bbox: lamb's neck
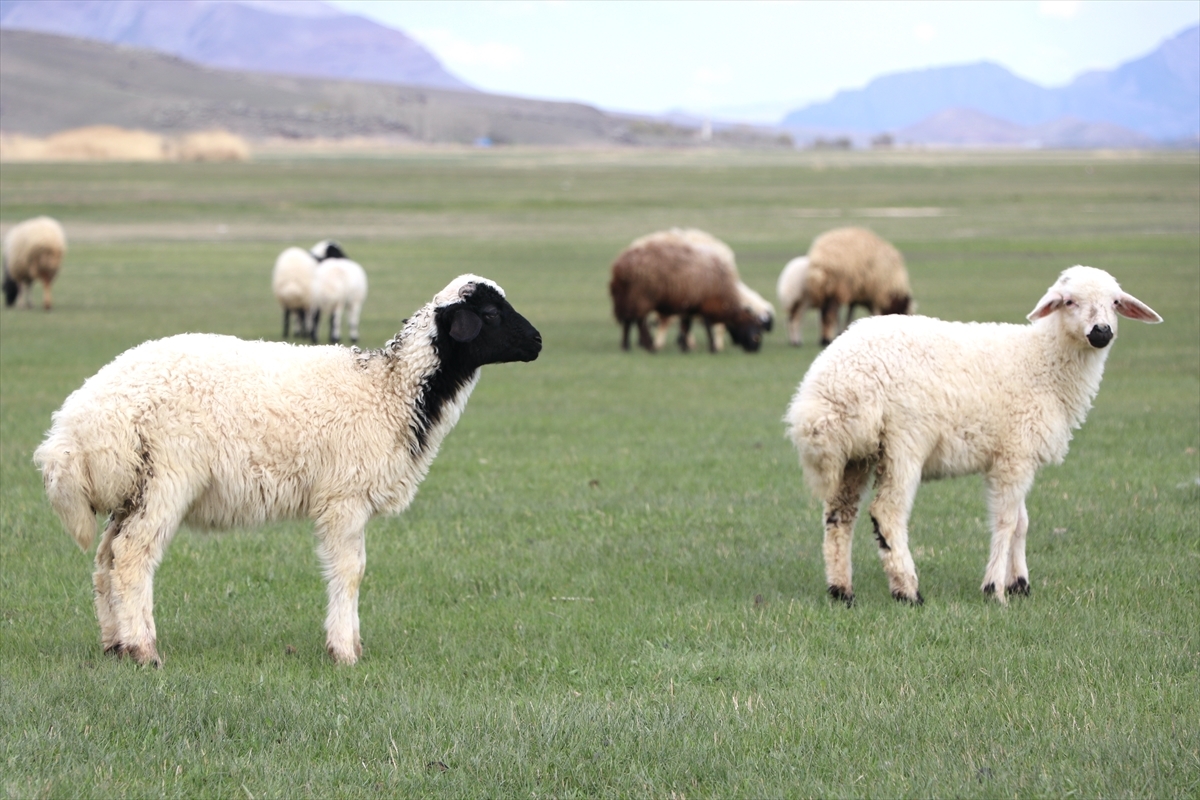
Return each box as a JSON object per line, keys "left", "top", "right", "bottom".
{"left": 1028, "top": 323, "right": 1110, "bottom": 430}
{"left": 374, "top": 314, "right": 481, "bottom": 459}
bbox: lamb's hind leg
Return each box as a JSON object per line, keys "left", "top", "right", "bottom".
{"left": 105, "top": 481, "right": 189, "bottom": 667}
{"left": 869, "top": 458, "right": 923, "bottom": 604}
{"left": 822, "top": 459, "right": 872, "bottom": 606}
{"left": 315, "top": 504, "right": 371, "bottom": 665}
{"left": 93, "top": 519, "right": 121, "bottom": 652}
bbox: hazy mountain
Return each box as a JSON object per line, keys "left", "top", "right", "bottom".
{"left": 783, "top": 25, "right": 1199, "bottom": 143}
{"left": 893, "top": 108, "right": 1153, "bottom": 149}
{"left": 0, "top": 0, "right": 471, "bottom": 91}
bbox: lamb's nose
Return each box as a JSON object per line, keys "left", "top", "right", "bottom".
{"left": 1087, "top": 324, "right": 1113, "bottom": 348}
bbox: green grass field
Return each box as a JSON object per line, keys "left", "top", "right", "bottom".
{"left": 2, "top": 149, "right": 1197, "bottom": 798}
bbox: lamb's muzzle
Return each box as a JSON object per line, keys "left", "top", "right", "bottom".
{"left": 1087, "top": 324, "right": 1113, "bottom": 348}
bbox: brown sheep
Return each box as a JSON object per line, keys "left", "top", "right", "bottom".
{"left": 610, "top": 229, "right": 766, "bottom": 353}
{"left": 799, "top": 226, "right": 912, "bottom": 345}
{"left": 3, "top": 216, "right": 67, "bottom": 310}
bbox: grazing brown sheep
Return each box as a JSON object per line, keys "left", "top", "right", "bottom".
{"left": 610, "top": 228, "right": 767, "bottom": 353}
{"left": 3, "top": 216, "right": 67, "bottom": 310}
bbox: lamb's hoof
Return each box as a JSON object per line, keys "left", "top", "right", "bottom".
{"left": 892, "top": 590, "right": 924, "bottom": 606}
{"left": 982, "top": 582, "right": 996, "bottom": 595}
{"left": 827, "top": 585, "right": 855, "bottom": 607}
{"left": 125, "top": 643, "right": 163, "bottom": 668}
{"left": 1006, "top": 577, "right": 1031, "bottom": 596}
{"left": 819, "top": 337, "right": 833, "bottom": 347}
{"left": 327, "top": 642, "right": 362, "bottom": 666}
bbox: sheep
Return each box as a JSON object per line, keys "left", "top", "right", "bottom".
{"left": 305, "top": 240, "right": 367, "bottom": 345}
{"left": 271, "top": 246, "right": 318, "bottom": 339}
{"left": 784, "top": 266, "right": 1160, "bottom": 606}
{"left": 776, "top": 256, "right": 811, "bottom": 346}
{"left": 3, "top": 216, "right": 67, "bottom": 310}
{"left": 656, "top": 281, "right": 776, "bottom": 353}
{"left": 610, "top": 228, "right": 766, "bottom": 353}
{"left": 785, "top": 227, "right": 913, "bottom": 346}
{"left": 34, "top": 274, "right": 542, "bottom": 667}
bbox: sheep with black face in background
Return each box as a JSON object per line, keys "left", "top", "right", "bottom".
{"left": 307, "top": 239, "right": 368, "bottom": 345}
{"left": 3, "top": 216, "right": 67, "bottom": 310}
{"left": 610, "top": 228, "right": 767, "bottom": 353}
{"left": 779, "top": 227, "right": 912, "bottom": 346}
{"left": 34, "top": 275, "right": 542, "bottom": 667}
{"left": 785, "top": 266, "right": 1160, "bottom": 607}
{"left": 272, "top": 246, "right": 318, "bottom": 338}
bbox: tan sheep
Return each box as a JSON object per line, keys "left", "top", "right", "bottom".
{"left": 779, "top": 227, "right": 912, "bottom": 346}
{"left": 3, "top": 216, "right": 67, "bottom": 310}
{"left": 610, "top": 228, "right": 766, "bottom": 353}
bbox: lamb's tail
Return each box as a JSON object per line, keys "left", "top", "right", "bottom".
{"left": 785, "top": 392, "right": 853, "bottom": 502}
{"left": 33, "top": 436, "right": 98, "bottom": 551}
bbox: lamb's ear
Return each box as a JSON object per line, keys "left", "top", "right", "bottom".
{"left": 449, "top": 308, "right": 483, "bottom": 342}
{"left": 1115, "top": 292, "right": 1162, "bottom": 323}
{"left": 1027, "top": 289, "right": 1065, "bottom": 321}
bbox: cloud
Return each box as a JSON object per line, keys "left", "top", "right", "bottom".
{"left": 411, "top": 28, "right": 524, "bottom": 70}
{"left": 913, "top": 23, "right": 937, "bottom": 43}
{"left": 1039, "top": 1, "right": 1083, "bottom": 20}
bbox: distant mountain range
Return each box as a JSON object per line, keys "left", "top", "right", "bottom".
{"left": 783, "top": 25, "right": 1199, "bottom": 145}
{"left": 0, "top": 0, "right": 471, "bottom": 90}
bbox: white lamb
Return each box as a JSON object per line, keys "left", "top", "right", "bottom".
{"left": 34, "top": 275, "right": 542, "bottom": 667}
{"left": 785, "top": 266, "right": 1160, "bottom": 606}
{"left": 307, "top": 239, "right": 367, "bottom": 345}
{"left": 271, "top": 246, "right": 318, "bottom": 339}
{"left": 3, "top": 215, "right": 67, "bottom": 310}
{"left": 776, "top": 256, "right": 811, "bottom": 346}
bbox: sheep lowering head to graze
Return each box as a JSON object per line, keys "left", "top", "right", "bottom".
{"left": 34, "top": 275, "right": 542, "bottom": 667}
{"left": 781, "top": 226, "right": 912, "bottom": 346}
{"left": 272, "top": 246, "right": 319, "bottom": 339}
{"left": 3, "top": 216, "right": 67, "bottom": 310}
{"left": 785, "top": 266, "right": 1160, "bottom": 606}
{"left": 610, "top": 228, "right": 766, "bottom": 353}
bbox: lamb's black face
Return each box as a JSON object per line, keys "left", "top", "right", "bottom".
{"left": 434, "top": 283, "right": 542, "bottom": 370}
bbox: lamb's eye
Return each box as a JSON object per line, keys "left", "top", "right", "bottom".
{"left": 482, "top": 306, "right": 500, "bottom": 322}
{"left": 1064, "top": 299, "right": 1074, "bottom": 306}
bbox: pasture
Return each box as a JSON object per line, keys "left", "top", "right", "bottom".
{"left": 2, "top": 149, "right": 1197, "bottom": 798}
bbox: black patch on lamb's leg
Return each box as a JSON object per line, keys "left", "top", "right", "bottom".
{"left": 983, "top": 582, "right": 996, "bottom": 596}
{"left": 1006, "top": 577, "right": 1030, "bottom": 596}
{"left": 872, "top": 516, "right": 890, "bottom": 550}
{"left": 282, "top": 308, "right": 291, "bottom": 339}
{"left": 892, "top": 590, "right": 924, "bottom": 605}
{"left": 828, "top": 585, "right": 854, "bottom": 607}
{"left": 825, "top": 511, "right": 838, "bottom": 527}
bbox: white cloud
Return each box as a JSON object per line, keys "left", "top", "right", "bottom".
{"left": 1039, "top": 1, "right": 1083, "bottom": 20}
{"left": 411, "top": 28, "right": 524, "bottom": 70}
{"left": 913, "top": 22, "right": 937, "bottom": 43}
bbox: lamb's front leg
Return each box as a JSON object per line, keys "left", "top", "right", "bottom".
{"left": 983, "top": 474, "right": 1033, "bottom": 604}
{"left": 315, "top": 505, "right": 371, "bottom": 665}
{"left": 1006, "top": 500, "right": 1031, "bottom": 596}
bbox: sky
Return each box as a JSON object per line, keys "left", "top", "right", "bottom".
{"left": 324, "top": 0, "right": 1199, "bottom": 122}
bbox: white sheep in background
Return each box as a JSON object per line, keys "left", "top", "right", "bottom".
{"left": 306, "top": 240, "right": 367, "bottom": 345}
{"left": 271, "top": 246, "right": 318, "bottom": 339}
{"left": 784, "top": 226, "right": 913, "bottom": 346}
{"left": 777, "top": 256, "right": 811, "bottom": 346}
{"left": 785, "top": 266, "right": 1160, "bottom": 606}
{"left": 34, "top": 275, "right": 542, "bottom": 666}
{"left": 3, "top": 216, "right": 67, "bottom": 310}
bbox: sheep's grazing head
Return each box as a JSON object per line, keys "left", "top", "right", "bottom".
{"left": 1027, "top": 266, "right": 1161, "bottom": 349}
{"left": 882, "top": 293, "right": 913, "bottom": 316}
{"left": 432, "top": 275, "right": 542, "bottom": 368}
{"left": 311, "top": 239, "right": 347, "bottom": 262}
{"left": 726, "top": 310, "right": 767, "bottom": 353}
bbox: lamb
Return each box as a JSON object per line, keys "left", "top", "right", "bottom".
{"left": 34, "top": 275, "right": 542, "bottom": 667}
{"left": 271, "top": 246, "right": 318, "bottom": 339}
{"left": 610, "top": 228, "right": 766, "bottom": 353}
{"left": 783, "top": 227, "right": 913, "bottom": 346}
{"left": 785, "top": 266, "right": 1160, "bottom": 606}
{"left": 656, "top": 281, "right": 776, "bottom": 352}
{"left": 307, "top": 240, "right": 368, "bottom": 345}
{"left": 3, "top": 216, "right": 67, "bottom": 310}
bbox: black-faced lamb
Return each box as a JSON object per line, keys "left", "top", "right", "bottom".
{"left": 610, "top": 228, "right": 766, "bottom": 353}
{"left": 785, "top": 266, "right": 1160, "bottom": 606}
{"left": 3, "top": 216, "right": 67, "bottom": 310}
{"left": 306, "top": 240, "right": 367, "bottom": 345}
{"left": 272, "top": 246, "right": 318, "bottom": 338}
{"left": 34, "top": 275, "right": 542, "bottom": 666}
{"left": 781, "top": 226, "right": 912, "bottom": 346}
